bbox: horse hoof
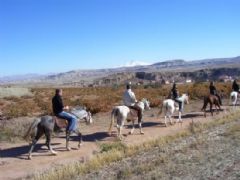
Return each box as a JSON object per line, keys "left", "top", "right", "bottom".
{"left": 67, "top": 147, "right": 72, "bottom": 151}
{"left": 78, "top": 143, "right": 83, "bottom": 148}
{"left": 28, "top": 155, "right": 32, "bottom": 160}
{"left": 140, "top": 132, "right": 144, "bottom": 135}
{"left": 129, "top": 131, "right": 134, "bottom": 135}
{"left": 51, "top": 151, "right": 58, "bottom": 155}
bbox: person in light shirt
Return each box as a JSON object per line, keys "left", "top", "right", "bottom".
{"left": 123, "top": 82, "right": 142, "bottom": 123}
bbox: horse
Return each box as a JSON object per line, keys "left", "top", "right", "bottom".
{"left": 24, "top": 107, "right": 93, "bottom": 160}
{"left": 230, "top": 91, "right": 238, "bottom": 106}
{"left": 108, "top": 99, "right": 150, "bottom": 140}
{"left": 158, "top": 94, "right": 189, "bottom": 126}
{"left": 201, "top": 94, "right": 221, "bottom": 117}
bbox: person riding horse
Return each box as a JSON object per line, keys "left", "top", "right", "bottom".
{"left": 123, "top": 82, "right": 143, "bottom": 123}
{"left": 52, "top": 89, "right": 77, "bottom": 136}
{"left": 232, "top": 79, "right": 239, "bottom": 93}
{"left": 209, "top": 81, "right": 222, "bottom": 105}
{"left": 171, "top": 83, "right": 183, "bottom": 112}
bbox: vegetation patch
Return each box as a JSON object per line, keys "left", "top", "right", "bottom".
{"left": 32, "top": 109, "right": 240, "bottom": 180}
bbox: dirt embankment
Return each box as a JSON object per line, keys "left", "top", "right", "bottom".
{"left": 82, "top": 118, "right": 240, "bottom": 180}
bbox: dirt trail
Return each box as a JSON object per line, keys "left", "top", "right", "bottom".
{"left": 0, "top": 106, "right": 231, "bottom": 180}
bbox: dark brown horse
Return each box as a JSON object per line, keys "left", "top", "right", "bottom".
{"left": 201, "top": 95, "right": 221, "bottom": 117}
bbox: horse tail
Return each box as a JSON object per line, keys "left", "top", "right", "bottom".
{"left": 23, "top": 118, "right": 41, "bottom": 141}
{"left": 166, "top": 102, "right": 169, "bottom": 111}
{"left": 108, "top": 107, "right": 119, "bottom": 134}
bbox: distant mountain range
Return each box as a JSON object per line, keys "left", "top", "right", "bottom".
{"left": 1, "top": 56, "right": 240, "bottom": 86}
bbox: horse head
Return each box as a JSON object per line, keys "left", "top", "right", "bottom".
{"left": 182, "top": 94, "right": 189, "bottom": 104}
{"left": 141, "top": 98, "right": 151, "bottom": 110}
{"left": 70, "top": 108, "right": 93, "bottom": 125}
{"left": 86, "top": 111, "right": 93, "bottom": 125}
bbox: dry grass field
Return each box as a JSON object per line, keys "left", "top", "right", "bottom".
{"left": 0, "top": 82, "right": 232, "bottom": 142}
{"left": 0, "top": 82, "right": 238, "bottom": 180}
{"left": 0, "top": 82, "right": 232, "bottom": 119}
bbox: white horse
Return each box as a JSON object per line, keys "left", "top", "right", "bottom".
{"left": 158, "top": 94, "right": 189, "bottom": 126}
{"left": 108, "top": 99, "right": 150, "bottom": 140}
{"left": 230, "top": 91, "right": 238, "bottom": 106}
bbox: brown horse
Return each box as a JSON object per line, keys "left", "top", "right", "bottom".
{"left": 201, "top": 95, "right": 221, "bottom": 117}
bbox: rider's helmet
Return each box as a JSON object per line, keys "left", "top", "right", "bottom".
{"left": 126, "top": 81, "right": 132, "bottom": 89}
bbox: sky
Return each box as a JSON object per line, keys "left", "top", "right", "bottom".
{"left": 0, "top": 0, "right": 240, "bottom": 76}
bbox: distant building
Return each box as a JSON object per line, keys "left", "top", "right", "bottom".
{"left": 186, "top": 79, "right": 192, "bottom": 83}
{"left": 164, "top": 80, "right": 170, "bottom": 84}
{"left": 219, "top": 75, "right": 233, "bottom": 82}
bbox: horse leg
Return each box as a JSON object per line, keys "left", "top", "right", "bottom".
{"left": 28, "top": 128, "right": 44, "bottom": 160}
{"left": 74, "top": 129, "right": 83, "bottom": 148}
{"left": 210, "top": 103, "right": 213, "bottom": 116}
{"left": 168, "top": 113, "right": 173, "bottom": 125}
{"left": 45, "top": 130, "right": 57, "bottom": 155}
{"left": 178, "top": 111, "right": 182, "bottom": 123}
{"left": 234, "top": 95, "right": 237, "bottom": 106}
{"left": 130, "top": 120, "right": 135, "bottom": 135}
{"left": 164, "top": 115, "right": 167, "bottom": 127}
{"left": 119, "top": 126, "right": 123, "bottom": 140}
{"left": 139, "top": 122, "right": 144, "bottom": 134}
{"left": 66, "top": 131, "right": 71, "bottom": 151}
{"left": 204, "top": 108, "right": 207, "bottom": 117}
{"left": 116, "top": 126, "right": 120, "bottom": 139}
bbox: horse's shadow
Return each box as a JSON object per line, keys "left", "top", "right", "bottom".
{"left": 172, "top": 112, "right": 204, "bottom": 119}
{"left": 204, "top": 108, "right": 224, "bottom": 113}
{"left": 125, "top": 121, "right": 166, "bottom": 129}
{"left": 0, "top": 143, "right": 61, "bottom": 159}
{"left": 58, "top": 132, "right": 110, "bottom": 142}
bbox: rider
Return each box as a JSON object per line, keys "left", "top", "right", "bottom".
{"left": 171, "top": 83, "right": 183, "bottom": 112}
{"left": 232, "top": 79, "right": 239, "bottom": 93}
{"left": 209, "top": 81, "right": 222, "bottom": 105}
{"left": 52, "top": 89, "right": 77, "bottom": 134}
{"left": 123, "top": 82, "right": 143, "bottom": 123}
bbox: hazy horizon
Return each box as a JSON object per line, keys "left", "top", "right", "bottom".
{"left": 1, "top": 55, "right": 240, "bottom": 78}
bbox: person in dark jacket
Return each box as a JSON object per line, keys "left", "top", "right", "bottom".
{"left": 52, "top": 89, "right": 77, "bottom": 133}
{"left": 232, "top": 79, "right": 239, "bottom": 93}
{"left": 209, "top": 81, "right": 222, "bottom": 105}
{"left": 171, "top": 83, "right": 183, "bottom": 112}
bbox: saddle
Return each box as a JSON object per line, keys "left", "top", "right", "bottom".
{"left": 53, "top": 116, "right": 68, "bottom": 128}
{"left": 126, "top": 108, "right": 138, "bottom": 122}
{"left": 174, "top": 102, "right": 179, "bottom": 110}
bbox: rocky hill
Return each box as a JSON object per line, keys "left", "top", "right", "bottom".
{"left": 1, "top": 56, "right": 240, "bottom": 86}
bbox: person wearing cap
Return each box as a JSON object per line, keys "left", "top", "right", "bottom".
{"left": 123, "top": 82, "right": 143, "bottom": 123}
{"left": 209, "top": 81, "right": 222, "bottom": 105}
{"left": 52, "top": 89, "right": 77, "bottom": 134}
{"left": 171, "top": 83, "right": 183, "bottom": 112}
{"left": 232, "top": 79, "right": 239, "bottom": 93}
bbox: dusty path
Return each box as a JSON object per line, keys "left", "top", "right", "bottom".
{"left": 0, "top": 104, "right": 232, "bottom": 180}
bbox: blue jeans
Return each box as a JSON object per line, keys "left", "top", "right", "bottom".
{"left": 57, "top": 111, "right": 77, "bottom": 132}
{"left": 174, "top": 98, "right": 183, "bottom": 112}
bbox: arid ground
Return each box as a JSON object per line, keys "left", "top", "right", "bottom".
{"left": 0, "top": 98, "right": 239, "bottom": 180}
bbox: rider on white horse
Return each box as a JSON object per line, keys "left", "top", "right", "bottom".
{"left": 171, "top": 83, "right": 183, "bottom": 112}
{"left": 123, "top": 82, "right": 142, "bottom": 123}
{"left": 232, "top": 79, "right": 239, "bottom": 93}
